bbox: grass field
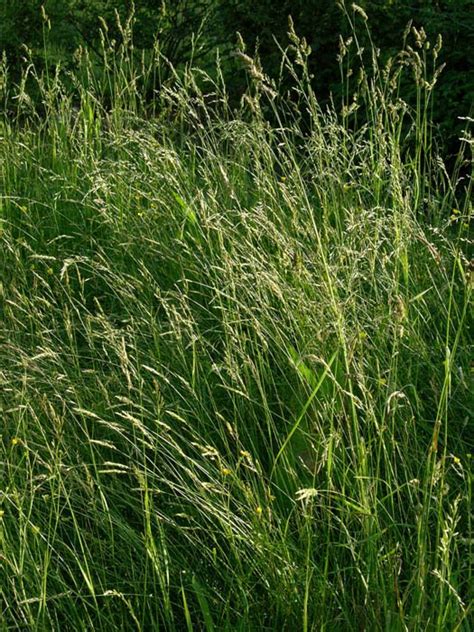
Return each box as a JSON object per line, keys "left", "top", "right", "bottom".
{"left": 1, "top": 19, "right": 473, "bottom": 631}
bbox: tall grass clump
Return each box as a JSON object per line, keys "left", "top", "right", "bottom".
{"left": 1, "top": 6, "right": 472, "bottom": 631}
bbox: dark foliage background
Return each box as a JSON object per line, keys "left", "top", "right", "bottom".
{"left": 1, "top": 0, "right": 473, "bottom": 155}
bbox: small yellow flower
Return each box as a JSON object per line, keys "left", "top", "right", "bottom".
{"left": 255, "top": 506, "right": 263, "bottom": 516}
{"left": 47, "top": 267, "right": 54, "bottom": 276}
{"left": 221, "top": 468, "right": 232, "bottom": 476}
{"left": 240, "top": 450, "right": 251, "bottom": 459}
{"left": 452, "top": 456, "right": 461, "bottom": 465}
{"left": 11, "top": 437, "right": 21, "bottom": 446}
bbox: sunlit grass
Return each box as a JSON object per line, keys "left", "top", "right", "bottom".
{"left": 0, "top": 14, "right": 472, "bottom": 631}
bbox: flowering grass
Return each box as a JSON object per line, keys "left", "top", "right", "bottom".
{"left": 0, "top": 15, "right": 473, "bottom": 631}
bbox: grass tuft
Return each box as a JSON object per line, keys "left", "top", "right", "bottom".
{"left": 1, "top": 16, "right": 472, "bottom": 631}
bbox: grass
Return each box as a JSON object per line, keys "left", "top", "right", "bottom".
{"left": 0, "top": 13, "right": 473, "bottom": 631}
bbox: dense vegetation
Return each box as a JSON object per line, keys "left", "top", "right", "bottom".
{"left": 1, "top": 0, "right": 473, "bottom": 155}
{"left": 1, "top": 3, "right": 473, "bottom": 631}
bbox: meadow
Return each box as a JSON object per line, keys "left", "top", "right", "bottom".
{"left": 0, "top": 15, "right": 472, "bottom": 631}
